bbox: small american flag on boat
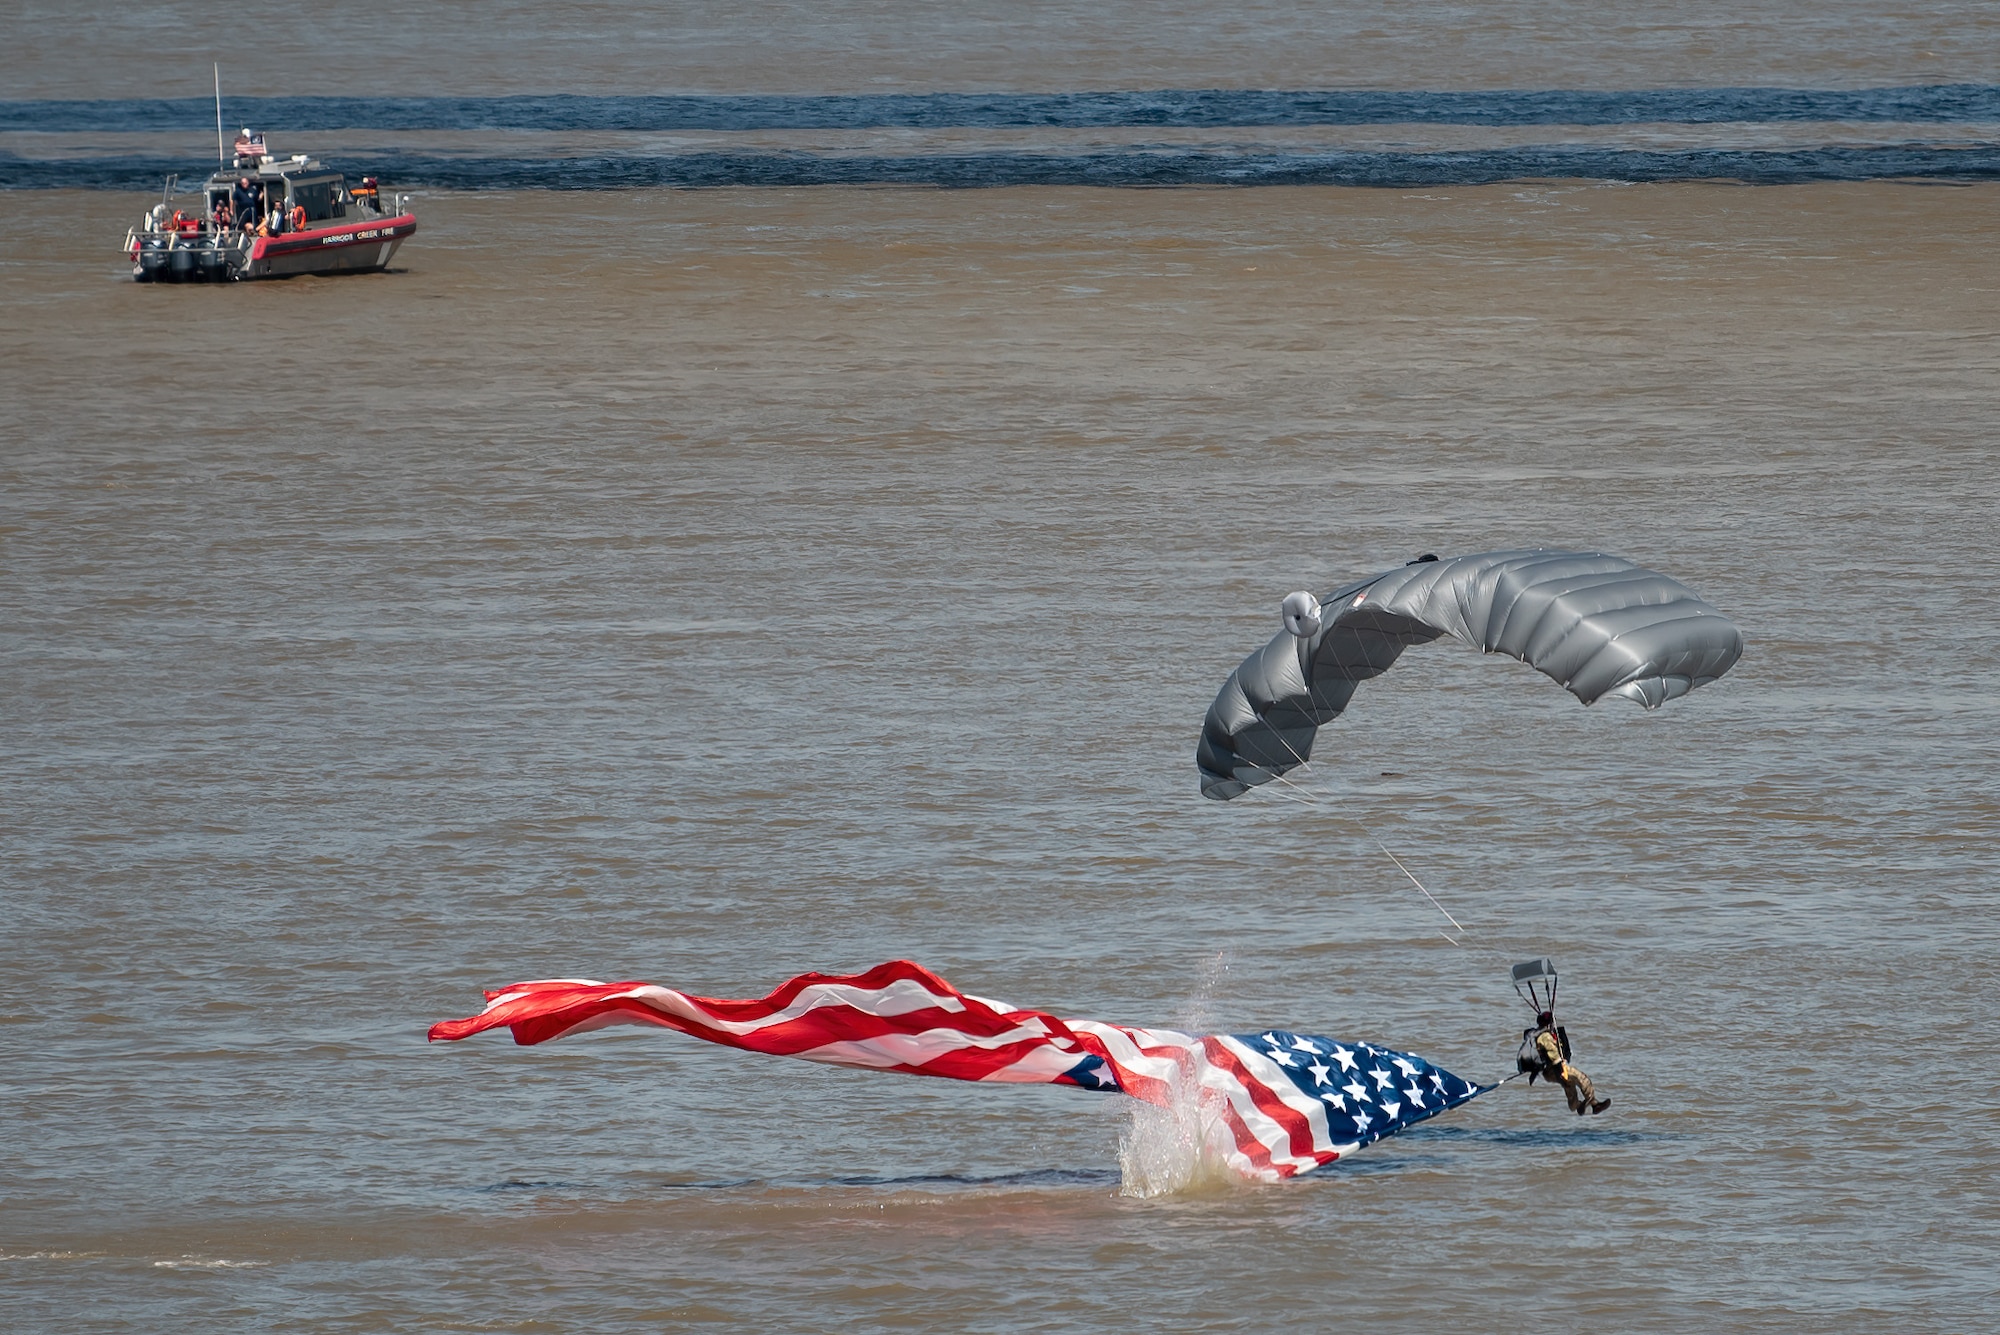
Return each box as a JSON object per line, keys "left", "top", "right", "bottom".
{"left": 430, "top": 959, "right": 1486, "bottom": 1181}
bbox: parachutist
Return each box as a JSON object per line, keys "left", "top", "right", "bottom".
{"left": 1506, "top": 960, "right": 1607, "bottom": 1114}
{"left": 1524, "top": 1011, "right": 1610, "bottom": 1115}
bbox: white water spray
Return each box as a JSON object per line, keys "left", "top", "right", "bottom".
{"left": 1116, "top": 952, "right": 1244, "bottom": 1198}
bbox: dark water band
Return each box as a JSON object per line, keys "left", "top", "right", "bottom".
{"left": 12, "top": 145, "right": 1998, "bottom": 190}
{"left": 7, "top": 86, "right": 2000, "bottom": 133}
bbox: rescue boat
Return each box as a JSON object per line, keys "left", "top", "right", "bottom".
{"left": 124, "top": 131, "right": 416, "bottom": 283}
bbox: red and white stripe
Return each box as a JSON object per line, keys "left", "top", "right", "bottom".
{"left": 1196, "top": 1036, "right": 1360, "bottom": 1179}
{"left": 430, "top": 960, "right": 1353, "bottom": 1181}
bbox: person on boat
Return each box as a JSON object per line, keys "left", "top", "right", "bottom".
{"left": 212, "top": 196, "right": 232, "bottom": 230}
{"left": 231, "top": 178, "right": 259, "bottom": 231}
{"left": 1531, "top": 1012, "right": 1609, "bottom": 1115}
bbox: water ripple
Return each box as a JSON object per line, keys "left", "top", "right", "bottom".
{"left": 6, "top": 86, "right": 2000, "bottom": 133}
{"left": 7, "top": 143, "right": 1998, "bottom": 190}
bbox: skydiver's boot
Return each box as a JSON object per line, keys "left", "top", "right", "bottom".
{"left": 1590, "top": 1098, "right": 1611, "bottom": 1115}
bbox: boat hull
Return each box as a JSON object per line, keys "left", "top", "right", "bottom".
{"left": 130, "top": 215, "right": 417, "bottom": 282}
{"left": 241, "top": 214, "right": 418, "bottom": 279}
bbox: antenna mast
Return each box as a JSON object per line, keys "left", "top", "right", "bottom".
{"left": 214, "top": 63, "right": 225, "bottom": 169}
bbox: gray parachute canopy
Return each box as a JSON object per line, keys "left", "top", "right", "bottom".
{"left": 1198, "top": 550, "right": 1744, "bottom": 800}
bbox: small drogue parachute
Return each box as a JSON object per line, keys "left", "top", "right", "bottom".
{"left": 1198, "top": 549, "right": 1743, "bottom": 800}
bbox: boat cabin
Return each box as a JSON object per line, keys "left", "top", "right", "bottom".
{"left": 200, "top": 132, "right": 388, "bottom": 231}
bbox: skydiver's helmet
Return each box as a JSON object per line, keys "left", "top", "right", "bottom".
{"left": 1536, "top": 1011, "right": 1554, "bottom": 1029}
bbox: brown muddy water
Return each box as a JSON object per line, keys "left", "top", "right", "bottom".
{"left": 3, "top": 177, "right": 1998, "bottom": 1331}
{"left": 9, "top": 0, "right": 2000, "bottom": 98}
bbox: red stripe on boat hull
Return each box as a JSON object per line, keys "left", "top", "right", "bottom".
{"left": 244, "top": 215, "right": 417, "bottom": 277}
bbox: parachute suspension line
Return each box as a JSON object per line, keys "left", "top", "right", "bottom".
{"left": 1250, "top": 758, "right": 1330, "bottom": 808}
{"left": 1256, "top": 744, "right": 1527, "bottom": 1083}
{"left": 1252, "top": 738, "right": 1505, "bottom": 966}
{"left": 1374, "top": 842, "right": 1468, "bottom": 946}
{"left": 1254, "top": 782, "right": 1331, "bottom": 813}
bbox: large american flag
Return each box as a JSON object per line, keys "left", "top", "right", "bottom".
{"left": 430, "top": 958, "right": 1487, "bottom": 1181}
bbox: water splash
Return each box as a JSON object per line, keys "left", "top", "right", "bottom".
{"left": 1117, "top": 953, "right": 1245, "bottom": 1198}
{"left": 151, "top": 1256, "right": 267, "bottom": 1269}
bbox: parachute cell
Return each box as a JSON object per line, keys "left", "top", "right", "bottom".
{"left": 1197, "top": 550, "right": 1744, "bottom": 800}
